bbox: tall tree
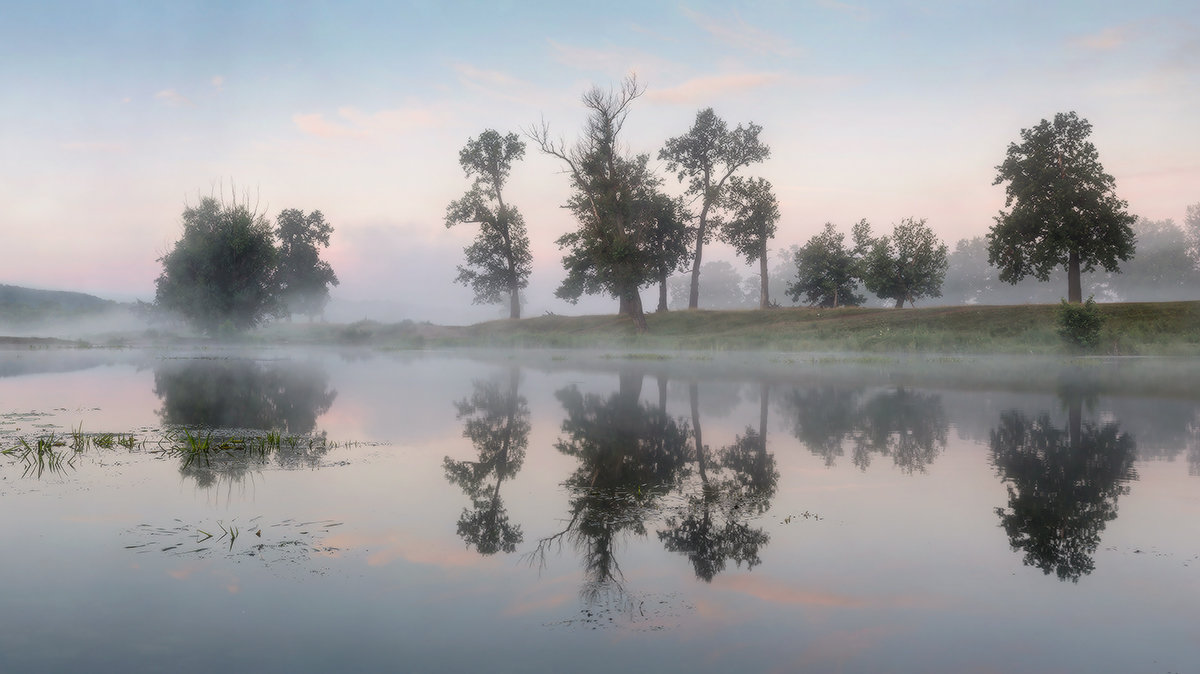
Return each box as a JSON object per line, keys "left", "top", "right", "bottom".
{"left": 275, "top": 209, "right": 338, "bottom": 321}
{"left": 720, "top": 176, "right": 780, "bottom": 308}
{"left": 660, "top": 108, "right": 770, "bottom": 309}
{"left": 155, "top": 195, "right": 281, "bottom": 334}
{"left": 445, "top": 130, "right": 532, "bottom": 319}
{"left": 858, "top": 218, "right": 949, "bottom": 308}
{"left": 989, "top": 111, "right": 1136, "bottom": 303}
{"left": 530, "top": 76, "right": 659, "bottom": 331}
{"left": 644, "top": 192, "right": 694, "bottom": 312}
{"left": 787, "top": 222, "right": 865, "bottom": 308}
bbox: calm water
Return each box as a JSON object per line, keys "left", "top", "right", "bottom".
{"left": 1, "top": 347, "right": 1198, "bottom": 673}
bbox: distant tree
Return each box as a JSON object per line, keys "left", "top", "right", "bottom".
{"left": 787, "top": 222, "right": 865, "bottom": 308}
{"left": 669, "top": 260, "right": 754, "bottom": 309}
{"left": 1185, "top": 203, "right": 1200, "bottom": 267}
{"left": 644, "top": 192, "right": 694, "bottom": 312}
{"left": 660, "top": 108, "right": 770, "bottom": 309}
{"left": 720, "top": 176, "right": 780, "bottom": 308}
{"left": 858, "top": 218, "right": 949, "bottom": 308}
{"left": 530, "top": 76, "right": 659, "bottom": 331}
{"left": 275, "top": 209, "right": 338, "bottom": 321}
{"left": 445, "top": 130, "right": 532, "bottom": 319}
{"left": 155, "top": 195, "right": 281, "bottom": 334}
{"left": 989, "top": 111, "right": 1136, "bottom": 303}
{"left": 1105, "top": 218, "right": 1200, "bottom": 300}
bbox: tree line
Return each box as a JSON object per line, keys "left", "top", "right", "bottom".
{"left": 154, "top": 80, "right": 1197, "bottom": 333}
{"left": 447, "top": 83, "right": 1195, "bottom": 326}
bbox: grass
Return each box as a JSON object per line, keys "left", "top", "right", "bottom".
{"left": 434, "top": 301, "right": 1200, "bottom": 355}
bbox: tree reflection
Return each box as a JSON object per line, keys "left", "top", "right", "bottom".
{"left": 155, "top": 358, "right": 336, "bottom": 434}
{"left": 990, "top": 398, "right": 1137, "bottom": 582}
{"left": 784, "top": 385, "right": 947, "bottom": 472}
{"left": 444, "top": 368, "right": 529, "bottom": 555}
{"left": 535, "top": 371, "right": 690, "bottom": 605}
{"left": 153, "top": 358, "right": 337, "bottom": 487}
{"left": 657, "top": 382, "right": 778, "bottom": 582}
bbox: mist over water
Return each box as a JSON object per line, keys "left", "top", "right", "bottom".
{"left": 2, "top": 348, "right": 1198, "bottom": 672}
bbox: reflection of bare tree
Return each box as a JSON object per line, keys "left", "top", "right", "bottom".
{"left": 657, "top": 382, "right": 778, "bottom": 582}
{"left": 990, "top": 398, "right": 1137, "bottom": 582}
{"left": 783, "top": 385, "right": 947, "bottom": 472}
{"left": 444, "top": 368, "right": 529, "bottom": 555}
{"left": 533, "top": 371, "right": 690, "bottom": 605}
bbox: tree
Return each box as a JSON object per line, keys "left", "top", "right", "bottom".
{"left": 1185, "top": 203, "right": 1200, "bottom": 268}
{"left": 858, "top": 218, "right": 949, "bottom": 308}
{"left": 644, "top": 192, "right": 694, "bottom": 312}
{"left": 445, "top": 130, "right": 532, "bottom": 319}
{"left": 530, "top": 76, "right": 661, "bottom": 331}
{"left": 660, "top": 108, "right": 770, "bottom": 309}
{"left": 787, "top": 222, "right": 865, "bottom": 308}
{"left": 155, "top": 195, "right": 281, "bottom": 334}
{"left": 275, "top": 209, "right": 338, "bottom": 321}
{"left": 989, "top": 111, "right": 1136, "bottom": 303}
{"left": 720, "top": 176, "right": 780, "bottom": 308}
{"left": 1103, "top": 218, "right": 1200, "bottom": 301}
{"left": 668, "top": 260, "right": 754, "bottom": 309}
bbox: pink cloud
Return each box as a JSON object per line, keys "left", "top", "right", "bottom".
{"left": 293, "top": 105, "right": 445, "bottom": 140}
{"left": 646, "top": 72, "right": 784, "bottom": 104}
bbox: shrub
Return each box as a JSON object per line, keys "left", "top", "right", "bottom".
{"left": 1057, "top": 296, "right": 1104, "bottom": 349}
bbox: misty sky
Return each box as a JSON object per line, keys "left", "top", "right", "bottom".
{"left": 2, "top": 1, "right": 1197, "bottom": 324}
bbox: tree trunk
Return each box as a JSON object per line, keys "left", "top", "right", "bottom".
{"left": 657, "top": 374, "right": 668, "bottom": 414}
{"left": 894, "top": 296, "right": 905, "bottom": 309}
{"left": 688, "top": 201, "right": 711, "bottom": 309}
{"left": 1068, "top": 398, "right": 1082, "bottom": 451}
{"left": 759, "top": 381, "right": 769, "bottom": 447}
{"left": 1067, "top": 248, "right": 1082, "bottom": 303}
{"left": 657, "top": 272, "right": 669, "bottom": 312}
{"left": 509, "top": 287, "right": 521, "bottom": 319}
{"left": 759, "top": 251, "right": 770, "bottom": 309}
{"left": 618, "top": 286, "right": 648, "bottom": 332}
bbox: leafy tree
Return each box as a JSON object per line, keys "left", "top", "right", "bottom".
{"left": 155, "top": 195, "right": 281, "bottom": 334}
{"left": 530, "top": 76, "right": 661, "bottom": 331}
{"left": 720, "top": 176, "right": 780, "bottom": 308}
{"left": 858, "top": 218, "right": 949, "bottom": 308}
{"left": 644, "top": 192, "right": 694, "bottom": 312}
{"left": 989, "top": 111, "right": 1136, "bottom": 303}
{"left": 787, "top": 222, "right": 865, "bottom": 308}
{"left": 275, "top": 209, "right": 338, "bottom": 321}
{"left": 444, "top": 369, "right": 529, "bottom": 555}
{"left": 660, "top": 108, "right": 770, "bottom": 309}
{"left": 445, "top": 130, "right": 532, "bottom": 319}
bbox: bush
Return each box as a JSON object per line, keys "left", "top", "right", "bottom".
{"left": 1057, "top": 296, "right": 1104, "bottom": 349}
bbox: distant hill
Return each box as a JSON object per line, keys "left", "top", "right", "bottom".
{"left": 0, "top": 284, "right": 118, "bottom": 322}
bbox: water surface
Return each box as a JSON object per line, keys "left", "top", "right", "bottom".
{"left": 2, "top": 348, "right": 1198, "bottom": 673}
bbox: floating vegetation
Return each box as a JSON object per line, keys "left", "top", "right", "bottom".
{"left": 123, "top": 517, "right": 346, "bottom": 575}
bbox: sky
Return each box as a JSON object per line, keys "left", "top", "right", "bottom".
{"left": 2, "top": 0, "right": 1197, "bottom": 324}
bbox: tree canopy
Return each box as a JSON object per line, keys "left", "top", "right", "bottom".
{"left": 787, "top": 222, "right": 865, "bottom": 308}
{"left": 445, "top": 129, "right": 532, "bottom": 319}
{"left": 720, "top": 176, "right": 780, "bottom": 308}
{"left": 660, "top": 108, "right": 770, "bottom": 309}
{"left": 275, "top": 208, "right": 338, "bottom": 320}
{"left": 988, "top": 111, "right": 1136, "bottom": 303}
{"left": 155, "top": 195, "right": 281, "bottom": 334}
{"left": 857, "top": 218, "right": 949, "bottom": 308}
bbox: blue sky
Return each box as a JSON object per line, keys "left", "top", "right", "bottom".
{"left": 2, "top": 1, "right": 1197, "bottom": 322}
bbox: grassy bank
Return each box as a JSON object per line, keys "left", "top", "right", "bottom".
{"left": 255, "top": 300, "right": 1200, "bottom": 355}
